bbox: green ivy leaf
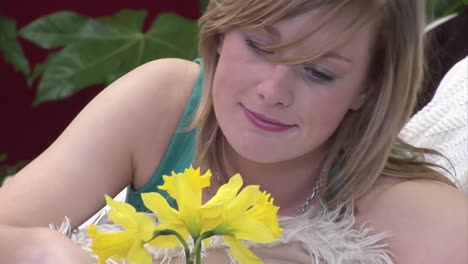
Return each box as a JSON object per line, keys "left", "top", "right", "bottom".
{"left": 0, "top": 153, "right": 30, "bottom": 186}
{"left": 146, "top": 13, "right": 199, "bottom": 61}
{"left": 199, "top": 0, "right": 210, "bottom": 14}
{"left": 0, "top": 16, "right": 30, "bottom": 75}
{"left": 19, "top": 10, "right": 198, "bottom": 105}
{"left": 27, "top": 56, "right": 50, "bottom": 86}
{"left": 426, "top": 0, "right": 465, "bottom": 23}
{"left": 0, "top": 160, "right": 30, "bottom": 185}
{"left": 441, "top": 1, "right": 465, "bottom": 16}
{"left": 99, "top": 9, "right": 147, "bottom": 33}
{"left": 19, "top": 11, "right": 119, "bottom": 49}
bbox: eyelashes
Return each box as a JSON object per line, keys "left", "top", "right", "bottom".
{"left": 245, "top": 37, "right": 337, "bottom": 84}
{"left": 245, "top": 38, "right": 274, "bottom": 54}
{"left": 303, "top": 66, "right": 336, "bottom": 83}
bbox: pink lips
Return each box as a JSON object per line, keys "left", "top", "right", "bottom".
{"left": 242, "top": 106, "right": 295, "bottom": 132}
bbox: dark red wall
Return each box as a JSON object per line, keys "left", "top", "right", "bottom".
{"left": 0, "top": 1, "right": 199, "bottom": 164}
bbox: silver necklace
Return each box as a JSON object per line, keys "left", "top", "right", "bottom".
{"left": 295, "top": 176, "right": 324, "bottom": 216}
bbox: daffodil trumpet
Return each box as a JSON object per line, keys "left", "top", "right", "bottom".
{"left": 88, "top": 166, "right": 282, "bottom": 264}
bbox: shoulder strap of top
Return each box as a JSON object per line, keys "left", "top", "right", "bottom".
{"left": 126, "top": 59, "right": 204, "bottom": 211}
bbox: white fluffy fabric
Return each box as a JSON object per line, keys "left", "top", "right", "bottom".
{"left": 60, "top": 205, "right": 393, "bottom": 264}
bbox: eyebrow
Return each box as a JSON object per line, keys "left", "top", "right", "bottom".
{"left": 264, "top": 25, "right": 281, "bottom": 39}
{"left": 322, "top": 52, "right": 353, "bottom": 64}
{"left": 262, "top": 25, "right": 353, "bottom": 64}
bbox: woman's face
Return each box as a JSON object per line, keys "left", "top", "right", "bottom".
{"left": 212, "top": 9, "right": 374, "bottom": 163}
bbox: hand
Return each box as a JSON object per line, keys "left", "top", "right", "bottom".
{"left": 4, "top": 227, "right": 94, "bottom": 264}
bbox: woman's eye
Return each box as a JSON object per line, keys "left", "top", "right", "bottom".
{"left": 245, "top": 39, "right": 274, "bottom": 55}
{"left": 304, "top": 66, "right": 336, "bottom": 84}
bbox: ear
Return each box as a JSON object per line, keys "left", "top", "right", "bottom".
{"left": 350, "top": 86, "right": 370, "bottom": 111}
{"left": 217, "top": 34, "right": 225, "bottom": 55}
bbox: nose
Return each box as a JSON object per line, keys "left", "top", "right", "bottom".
{"left": 256, "top": 65, "right": 294, "bottom": 107}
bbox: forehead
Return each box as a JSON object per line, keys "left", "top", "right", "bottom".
{"left": 252, "top": 7, "right": 375, "bottom": 64}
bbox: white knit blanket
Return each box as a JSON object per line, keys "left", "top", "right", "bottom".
{"left": 399, "top": 56, "right": 468, "bottom": 192}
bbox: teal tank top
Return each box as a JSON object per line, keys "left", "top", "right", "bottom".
{"left": 126, "top": 59, "right": 203, "bottom": 212}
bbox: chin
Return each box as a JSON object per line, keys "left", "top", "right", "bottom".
{"left": 225, "top": 136, "right": 295, "bottom": 164}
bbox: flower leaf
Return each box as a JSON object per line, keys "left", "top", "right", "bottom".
{"left": 0, "top": 16, "right": 30, "bottom": 75}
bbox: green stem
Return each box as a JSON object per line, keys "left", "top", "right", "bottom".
{"left": 147, "top": 229, "right": 191, "bottom": 263}
{"left": 188, "top": 237, "right": 198, "bottom": 264}
{"left": 192, "top": 231, "right": 214, "bottom": 264}
{"left": 196, "top": 246, "right": 202, "bottom": 264}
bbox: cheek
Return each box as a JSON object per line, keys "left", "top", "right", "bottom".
{"left": 212, "top": 61, "right": 253, "bottom": 105}
{"left": 300, "top": 92, "right": 354, "bottom": 134}
{"left": 212, "top": 72, "right": 231, "bottom": 107}
{"left": 212, "top": 71, "right": 238, "bottom": 120}
{"left": 211, "top": 62, "right": 230, "bottom": 103}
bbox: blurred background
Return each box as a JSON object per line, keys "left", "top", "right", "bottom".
{"left": 0, "top": 0, "right": 466, "bottom": 183}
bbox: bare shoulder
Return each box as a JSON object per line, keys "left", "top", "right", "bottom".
{"left": 123, "top": 58, "right": 200, "bottom": 92}
{"left": 0, "top": 58, "right": 200, "bottom": 228}
{"left": 108, "top": 58, "right": 200, "bottom": 128}
{"left": 108, "top": 58, "right": 200, "bottom": 105}
{"left": 355, "top": 178, "right": 467, "bottom": 264}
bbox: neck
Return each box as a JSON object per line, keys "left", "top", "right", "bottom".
{"left": 221, "top": 142, "right": 325, "bottom": 216}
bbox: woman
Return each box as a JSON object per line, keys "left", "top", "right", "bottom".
{"left": 0, "top": 0, "right": 466, "bottom": 263}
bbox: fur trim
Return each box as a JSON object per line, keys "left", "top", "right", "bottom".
{"left": 53, "top": 205, "right": 393, "bottom": 263}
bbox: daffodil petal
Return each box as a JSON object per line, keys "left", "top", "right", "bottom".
{"left": 134, "top": 213, "right": 159, "bottom": 242}
{"left": 203, "top": 174, "right": 243, "bottom": 211}
{"left": 156, "top": 223, "right": 189, "bottom": 234}
{"left": 171, "top": 172, "right": 203, "bottom": 236}
{"left": 194, "top": 166, "right": 212, "bottom": 189}
{"left": 245, "top": 193, "right": 282, "bottom": 238}
{"left": 185, "top": 166, "right": 211, "bottom": 189}
{"left": 148, "top": 225, "right": 190, "bottom": 248}
{"left": 105, "top": 195, "right": 139, "bottom": 229}
{"left": 209, "top": 185, "right": 278, "bottom": 242}
{"left": 226, "top": 185, "right": 261, "bottom": 217}
{"left": 148, "top": 228, "right": 190, "bottom": 248}
{"left": 158, "top": 173, "right": 176, "bottom": 197}
{"left": 158, "top": 167, "right": 211, "bottom": 204}
{"left": 173, "top": 171, "right": 199, "bottom": 215}
{"left": 141, "top": 192, "right": 181, "bottom": 225}
{"left": 127, "top": 241, "right": 152, "bottom": 264}
{"left": 179, "top": 166, "right": 211, "bottom": 210}
{"left": 200, "top": 215, "right": 224, "bottom": 234}
{"left": 87, "top": 225, "right": 133, "bottom": 261}
{"left": 224, "top": 236, "right": 263, "bottom": 264}
{"left": 228, "top": 216, "right": 276, "bottom": 243}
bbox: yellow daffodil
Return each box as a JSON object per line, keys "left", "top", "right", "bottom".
{"left": 141, "top": 166, "right": 243, "bottom": 246}
{"left": 87, "top": 195, "right": 158, "bottom": 264}
{"left": 211, "top": 187, "right": 282, "bottom": 263}
{"left": 143, "top": 166, "right": 282, "bottom": 264}
{"left": 89, "top": 166, "right": 282, "bottom": 264}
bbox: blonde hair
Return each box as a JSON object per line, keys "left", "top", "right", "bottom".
{"left": 191, "top": 0, "right": 455, "bottom": 207}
